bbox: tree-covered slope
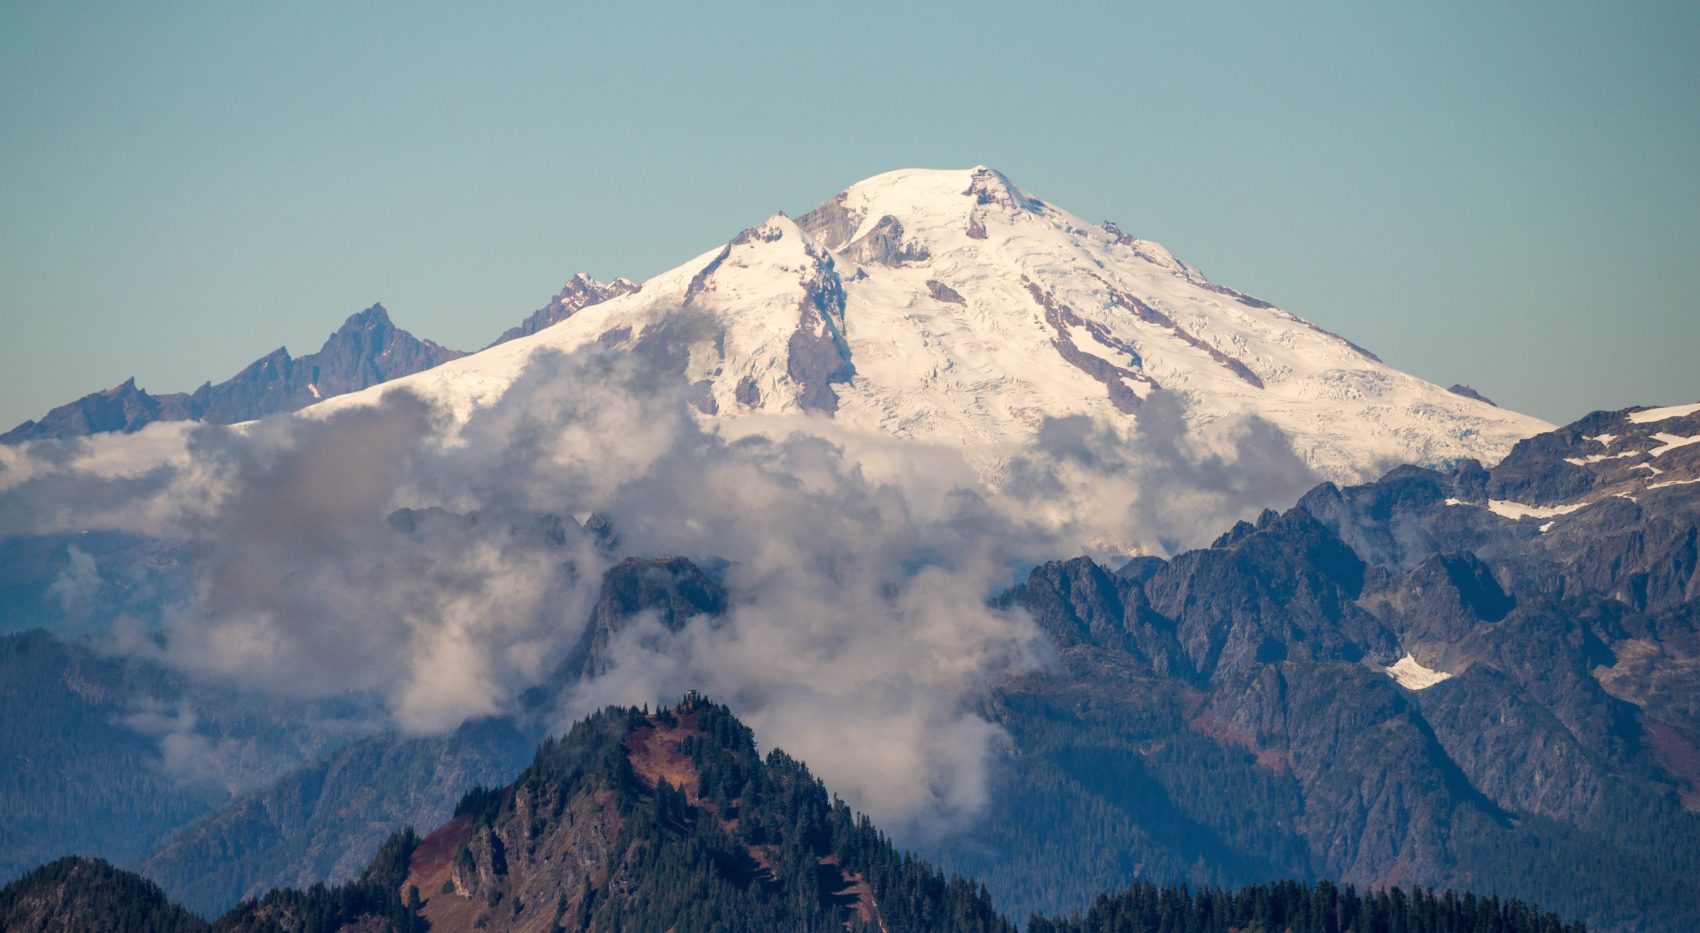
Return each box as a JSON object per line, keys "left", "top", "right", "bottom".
{"left": 0, "top": 857, "right": 207, "bottom": 933}
{"left": 0, "top": 630, "right": 370, "bottom": 885}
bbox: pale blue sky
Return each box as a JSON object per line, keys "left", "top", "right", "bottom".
{"left": 3, "top": 1, "right": 1696, "bottom": 428}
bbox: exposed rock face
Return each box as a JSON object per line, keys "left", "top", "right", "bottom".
{"left": 565, "top": 556, "right": 727, "bottom": 679}
{"left": 795, "top": 190, "right": 862, "bottom": 251}
{"left": 927, "top": 279, "right": 966, "bottom": 305}
{"left": 843, "top": 214, "right": 930, "bottom": 266}
{"left": 406, "top": 716, "right": 636, "bottom": 933}
{"left": 2, "top": 304, "right": 463, "bottom": 443}
{"left": 963, "top": 165, "right": 1040, "bottom": 212}
{"left": 1025, "top": 278, "right": 1151, "bottom": 414}
{"left": 486, "top": 273, "right": 641, "bottom": 348}
{"left": 734, "top": 375, "right": 761, "bottom": 407}
{"left": 1483, "top": 409, "right": 1624, "bottom": 505}
{"left": 414, "top": 788, "right": 622, "bottom": 932}
{"left": 786, "top": 242, "right": 854, "bottom": 414}
{"left": 1145, "top": 508, "right": 1387, "bottom": 678}
{"left": 201, "top": 304, "right": 462, "bottom": 424}
{"left": 1097, "top": 278, "right": 1264, "bottom": 388}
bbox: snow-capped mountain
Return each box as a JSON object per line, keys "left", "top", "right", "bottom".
{"left": 316, "top": 166, "right": 1547, "bottom": 484}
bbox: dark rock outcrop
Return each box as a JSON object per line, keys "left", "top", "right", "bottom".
{"left": 844, "top": 214, "right": 930, "bottom": 267}
{"left": 734, "top": 375, "right": 761, "bottom": 407}
{"left": 927, "top": 279, "right": 967, "bottom": 305}
{"left": 565, "top": 556, "right": 727, "bottom": 679}
{"left": 485, "top": 273, "right": 640, "bottom": 348}
{"left": 1448, "top": 384, "right": 1498, "bottom": 406}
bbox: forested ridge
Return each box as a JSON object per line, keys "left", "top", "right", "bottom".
{"left": 432, "top": 698, "right": 1012, "bottom": 931}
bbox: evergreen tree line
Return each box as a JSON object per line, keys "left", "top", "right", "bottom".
{"left": 1029, "top": 878, "right": 1585, "bottom": 933}
{"left": 0, "top": 855, "right": 205, "bottom": 933}
{"left": 209, "top": 827, "right": 426, "bottom": 933}
{"left": 0, "top": 830, "right": 424, "bottom": 933}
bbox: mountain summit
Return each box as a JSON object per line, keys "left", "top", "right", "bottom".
{"left": 317, "top": 167, "right": 1549, "bottom": 483}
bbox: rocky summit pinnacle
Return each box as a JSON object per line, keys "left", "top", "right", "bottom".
{"left": 485, "top": 274, "right": 643, "bottom": 349}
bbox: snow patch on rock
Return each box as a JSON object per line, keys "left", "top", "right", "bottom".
{"left": 1385, "top": 654, "right": 1453, "bottom": 690}
{"left": 1628, "top": 402, "right": 1700, "bottom": 424}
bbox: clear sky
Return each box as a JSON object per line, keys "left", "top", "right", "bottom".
{"left": 3, "top": 1, "right": 1696, "bottom": 428}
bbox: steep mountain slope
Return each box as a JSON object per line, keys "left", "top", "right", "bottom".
{"left": 316, "top": 167, "right": 1548, "bottom": 484}
{"left": 1, "top": 305, "right": 463, "bottom": 443}
{"left": 936, "top": 402, "right": 1700, "bottom": 931}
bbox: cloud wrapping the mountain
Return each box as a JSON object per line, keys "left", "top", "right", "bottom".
{"left": 0, "top": 335, "right": 1319, "bottom": 837}
{"left": 1004, "top": 390, "right": 1320, "bottom": 556}
{"left": 77, "top": 393, "right": 600, "bottom": 733}
{"left": 399, "top": 345, "right": 1047, "bottom": 834}
{"left": 47, "top": 545, "right": 102, "bottom": 620}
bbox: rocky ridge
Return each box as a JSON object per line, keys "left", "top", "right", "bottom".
{"left": 2, "top": 305, "right": 464, "bottom": 443}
